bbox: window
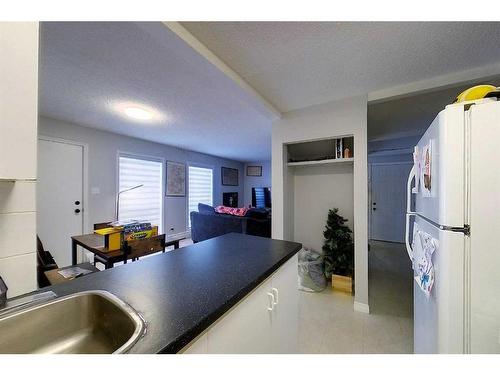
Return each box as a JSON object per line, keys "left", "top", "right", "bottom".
{"left": 188, "top": 165, "right": 213, "bottom": 227}
{"left": 118, "top": 155, "right": 163, "bottom": 232}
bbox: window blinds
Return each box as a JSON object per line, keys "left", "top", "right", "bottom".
{"left": 188, "top": 166, "right": 213, "bottom": 227}
{"left": 118, "top": 156, "right": 163, "bottom": 232}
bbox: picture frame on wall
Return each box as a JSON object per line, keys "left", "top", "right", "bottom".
{"left": 166, "top": 161, "right": 186, "bottom": 196}
{"left": 221, "top": 167, "right": 239, "bottom": 186}
{"left": 246, "top": 165, "right": 262, "bottom": 177}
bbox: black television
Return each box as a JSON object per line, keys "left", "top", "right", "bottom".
{"left": 252, "top": 187, "right": 271, "bottom": 209}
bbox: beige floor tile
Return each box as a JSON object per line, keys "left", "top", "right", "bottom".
{"left": 298, "top": 240, "right": 414, "bottom": 354}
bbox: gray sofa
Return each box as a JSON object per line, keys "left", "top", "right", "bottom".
{"left": 190, "top": 207, "right": 271, "bottom": 243}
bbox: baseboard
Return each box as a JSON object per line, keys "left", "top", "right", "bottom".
{"left": 167, "top": 230, "right": 191, "bottom": 241}
{"left": 353, "top": 301, "right": 370, "bottom": 314}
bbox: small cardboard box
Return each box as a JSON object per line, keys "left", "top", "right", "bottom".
{"left": 123, "top": 226, "right": 158, "bottom": 241}
{"left": 332, "top": 274, "right": 353, "bottom": 294}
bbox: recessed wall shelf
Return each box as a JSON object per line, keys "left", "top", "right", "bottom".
{"left": 286, "top": 136, "right": 354, "bottom": 167}
{"left": 287, "top": 157, "right": 354, "bottom": 167}
{"left": 281, "top": 134, "right": 355, "bottom": 257}
{"left": 0, "top": 178, "right": 36, "bottom": 182}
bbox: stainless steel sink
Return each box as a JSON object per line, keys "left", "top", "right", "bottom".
{"left": 0, "top": 290, "right": 145, "bottom": 354}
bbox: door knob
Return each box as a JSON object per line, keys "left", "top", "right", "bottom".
{"left": 372, "top": 207, "right": 376, "bottom": 211}
{"left": 74, "top": 208, "right": 81, "bottom": 214}
{"left": 75, "top": 200, "right": 80, "bottom": 205}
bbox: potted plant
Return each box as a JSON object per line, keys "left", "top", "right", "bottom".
{"left": 322, "top": 208, "right": 354, "bottom": 294}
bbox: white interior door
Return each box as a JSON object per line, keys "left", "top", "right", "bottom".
{"left": 370, "top": 163, "right": 412, "bottom": 242}
{"left": 37, "top": 138, "right": 84, "bottom": 267}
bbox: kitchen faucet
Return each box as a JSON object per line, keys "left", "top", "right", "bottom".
{"left": 0, "top": 276, "right": 7, "bottom": 308}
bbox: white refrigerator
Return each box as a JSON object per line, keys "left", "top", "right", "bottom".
{"left": 405, "top": 98, "right": 500, "bottom": 354}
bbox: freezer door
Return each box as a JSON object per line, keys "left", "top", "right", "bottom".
{"left": 415, "top": 104, "right": 465, "bottom": 228}
{"left": 468, "top": 101, "right": 500, "bottom": 353}
{"left": 413, "top": 215, "right": 465, "bottom": 354}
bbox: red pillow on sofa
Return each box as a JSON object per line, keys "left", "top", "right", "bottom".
{"left": 215, "top": 206, "right": 249, "bottom": 217}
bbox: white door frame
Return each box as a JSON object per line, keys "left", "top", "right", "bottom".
{"left": 368, "top": 161, "right": 413, "bottom": 241}
{"left": 38, "top": 135, "right": 89, "bottom": 261}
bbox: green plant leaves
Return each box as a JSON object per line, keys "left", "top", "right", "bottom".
{"left": 322, "top": 208, "right": 354, "bottom": 278}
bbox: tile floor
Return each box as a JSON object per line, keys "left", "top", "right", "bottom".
{"left": 298, "top": 240, "right": 414, "bottom": 354}
{"left": 98, "top": 237, "right": 413, "bottom": 353}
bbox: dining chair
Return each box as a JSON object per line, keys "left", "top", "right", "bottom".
{"left": 36, "top": 236, "right": 58, "bottom": 287}
{"left": 37, "top": 235, "right": 99, "bottom": 287}
{"left": 122, "top": 234, "right": 166, "bottom": 264}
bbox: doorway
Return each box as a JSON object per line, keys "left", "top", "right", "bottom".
{"left": 37, "top": 137, "right": 86, "bottom": 267}
{"left": 369, "top": 162, "right": 412, "bottom": 243}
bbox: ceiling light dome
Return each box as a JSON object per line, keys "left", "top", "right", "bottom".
{"left": 111, "top": 101, "right": 165, "bottom": 123}
{"left": 124, "top": 106, "right": 153, "bottom": 120}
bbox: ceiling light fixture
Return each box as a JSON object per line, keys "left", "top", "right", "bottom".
{"left": 123, "top": 106, "right": 153, "bottom": 121}
{"left": 111, "top": 101, "right": 165, "bottom": 123}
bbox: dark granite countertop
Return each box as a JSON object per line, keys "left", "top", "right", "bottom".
{"left": 43, "top": 233, "right": 302, "bottom": 353}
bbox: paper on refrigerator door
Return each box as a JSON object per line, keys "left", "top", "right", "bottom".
{"left": 412, "top": 224, "right": 438, "bottom": 297}
{"left": 412, "top": 146, "right": 420, "bottom": 193}
{"left": 420, "top": 141, "right": 432, "bottom": 197}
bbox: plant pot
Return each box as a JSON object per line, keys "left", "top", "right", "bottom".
{"left": 331, "top": 274, "right": 353, "bottom": 294}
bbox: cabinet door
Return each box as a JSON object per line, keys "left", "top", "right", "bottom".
{"left": 0, "top": 23, "right": 38, "bottom": 180}
{"left": 182, "top": 333, "right": 207, "bottom": 354}
{"left": 207, "top": 278, "right": 273, "bottom": 353}
{"left": 271, "top": 255, "right": 299, "bottom": 353}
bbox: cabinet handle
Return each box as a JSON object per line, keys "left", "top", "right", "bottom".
{"left": 271, "top": 288, "right": 279, "bottom": 305}
{"left": 267, "top": 292, "right": 275, "bottom": 311}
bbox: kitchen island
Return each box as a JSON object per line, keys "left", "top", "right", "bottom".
{"left": 42, "top": 233, "right": 302, "bottom": 353}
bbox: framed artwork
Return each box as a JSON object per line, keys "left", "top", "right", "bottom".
{"left": 166, "top": 161, "right": 186, "bottom": 196}
{"left": 221, "top": 167, "right": 239, "bottom": 186}
{"left": 246, "top": 165, "right": 262, "bottom": 177}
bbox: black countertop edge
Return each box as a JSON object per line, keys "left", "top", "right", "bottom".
{"left": 161, "top": 246, "right": 300, "bottom": 353}
{"left": 10, "top": 233, "right": 302, "bottom": 354}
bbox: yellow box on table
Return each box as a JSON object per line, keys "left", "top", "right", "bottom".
{"left": 94, "top": 227, "right": 123, "bottom": 251}
{"left": 94, "top": 224, "right": 159, "bottom": 252}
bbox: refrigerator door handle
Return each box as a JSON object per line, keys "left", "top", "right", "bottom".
{"left": 405, "top": 166, "right": 416, "bottom": 261}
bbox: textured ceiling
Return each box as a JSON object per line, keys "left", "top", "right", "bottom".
{"left": 39, "top": 22, "right": 272, "bottom": 162}
{"left": 41, "top": 22, "right": 500, "bottom": 162}
{"left": 368, "top": 76, "right": 500, "bottom": 153}
{"left": 182, "top": 22, "right": 500, "bottom": 112}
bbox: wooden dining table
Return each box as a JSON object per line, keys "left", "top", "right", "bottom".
{"left": 71, "top": 233, "right": 183, "bottom": 269}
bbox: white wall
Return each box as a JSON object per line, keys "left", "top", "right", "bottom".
{"left": 293, "top": 163, "right": 354, "bottom": 253}
{"left": 0, "top": 23, "right": 39, "bottom": 297}
{"left": 242, "top": 161, "right": 271, "bottom": 207}
{"left": 38, "top": 116, "right": 244, "bottom": 238}
{"left": 368, "top": 135, "right": 416, "bottom": 164}
{"left": 272, "top": 95, "right": 369, "bottom": 312}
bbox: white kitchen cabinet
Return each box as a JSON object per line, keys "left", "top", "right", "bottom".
{"left": 0, "top": 22, "right": 39, "bottom": 297}
{"left": 207, "top": 277, "right": 273, "bottom": 353}
{"left": 270, "top": 254, "right": 299, "bottom": 353}
{"left": 182, "top": 254, "right": 298, "bottom": 354}
{"left": 182, "top": 333, "right": 208, "bottom": 354}
{"left": 0, "top": 23, "right": 39, "bottom": 180}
